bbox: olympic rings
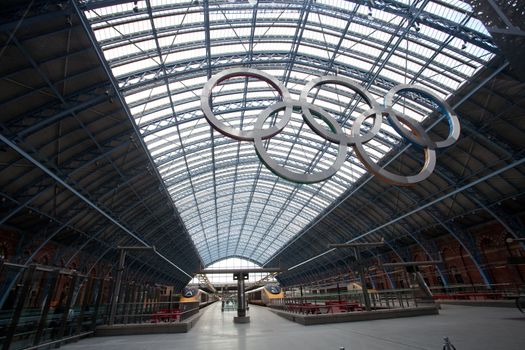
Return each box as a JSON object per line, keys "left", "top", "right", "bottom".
{"left": 201, "top": 68, "right": 460, "bottom": 186}
{"left": 253, "top": 101, "right": 348, "bottom": 184}
{"left": 384, "top": 84, "right": 460, "bottom": 149}
{"left": 201, "top": 67, "right": 292, "bottom": 141}
{"left": 352, "top": 110, "right": 437, "bottom": 186}
{"left": 300, "top": 76, "right": 382, "bottom": 146}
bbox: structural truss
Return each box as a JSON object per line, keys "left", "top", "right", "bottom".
{"left": 81, "top": 0, "right": 497, "bottom": 266}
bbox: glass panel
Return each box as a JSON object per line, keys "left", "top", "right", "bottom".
{"left": 84, "top": 0, "right": 494, "bottom": 266}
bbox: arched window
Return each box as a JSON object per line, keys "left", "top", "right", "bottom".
{"left": 187, "top": 257, "right": 276, "bottom": 286}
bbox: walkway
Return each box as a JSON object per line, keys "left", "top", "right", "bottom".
{"left": 62, "top": 302, "right": 525, "bottom": 350}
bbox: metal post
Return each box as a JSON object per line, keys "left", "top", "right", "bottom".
{"left": 77, "top": 277, "right": 92, "bottom": 334}
{"left": 109, "top": 250, "right": 126, "bottom": 325}
{"left": 138, "top": 286, "right": 146, "bottom": 323}
{"left": 2, "top": 265, "right": 36, "bottom": 350}
{"left": 0, "top": 258, "right": 4, "bottom": 280}
{"left": 237, "top": 275, "right": 245, "bottom": 317}
{"left": 144, "top": 285, "right": 150, "bottom": 318}
{"left": 155, "top": 286, "right": 161, "bottom": 314}
{"left": 414, "top": 271, "right": 433, "bottom": 299}
{"left": 397, "top": 291, "right": 403, "bottom": 308}
{"left": 355, "top": 247, "right": 372, "bottom": 311}
{"left": 329, "top": 240, "right": 384, "bottom": 312}
{"left": 34, "top": 269, "right": 60, "bottom": 346}
{"left": 121, "top": 282, "right": 131, "bottom": 325}
{"left": 125, "top": 283, "right": 136, "bottom": 325}
{"left": 132, "top": 285, "right": 139, "bottom": 323}
{"left": 233, "top": 272, "right": 250, "bottom": 323}
{"left": 55, "top": 273, "right": 78, "bottom": 348}
{"left": 91, "top": 278, "right": 105, "bottom": 331}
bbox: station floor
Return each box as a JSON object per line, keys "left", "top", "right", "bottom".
{"left": 63, "top": 302, "right": 525, "bottom": 350}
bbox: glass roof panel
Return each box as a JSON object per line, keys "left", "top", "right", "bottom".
{"left": 84, "top": 0, "right": 495, "bottom": 266}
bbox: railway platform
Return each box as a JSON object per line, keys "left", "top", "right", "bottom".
{"left": 61, "top": 301, "right": 525, "bottom": 350}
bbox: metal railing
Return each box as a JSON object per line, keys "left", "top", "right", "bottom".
{"left": 0, "top": 263, "right": 112, "bottom": 350}
{"left": 108, "top": 300, "right": 204, "bottom": 325}
{"left": 429, "top": 283, "right": 522, "bottom": 300}
{"left": 268, "top": 289, "right": 422, "bottom": 315}
{"left": 0, "top": 262, "right": 210, "bottom": 350}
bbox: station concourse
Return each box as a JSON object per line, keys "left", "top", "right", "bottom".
{"left": 60, "top": 302, "right": 525, "bottom": 350}
{"left": 0, "top": 1, "right": 524, "bottom": 349}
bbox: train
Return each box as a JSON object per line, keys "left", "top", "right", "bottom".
{"left": 246, "top": 285, "right": 285, "bottom": 306}
{"left": 179, "top": 287, "right": 215, "bottom": 307}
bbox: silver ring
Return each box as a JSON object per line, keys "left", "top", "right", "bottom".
{"left": 352, "top": 111, "right": 437, "bottom": 186}
{"left": 300, "top": 75, "right": 382, "bottom": 145}
{"left": 201, "top": 67, "right": 292, "bottom": 141}
{"left": 253, "top": 101, "right": 348, "bottom": 184}
{"left": 201, "top": 68, "right": 459, "bottom": 186}
{"left": 384, "top": 84, "right": 460, "bottom": 149}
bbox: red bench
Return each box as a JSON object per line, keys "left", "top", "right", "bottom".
{"left": 151, "top": 308, "right": 181, "bottom": 322}
{"left": 324, "top": 301, "right": 363, "bottom": 313}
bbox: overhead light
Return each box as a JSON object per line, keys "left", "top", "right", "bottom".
{"left": 133, "top": 0, "right": 139, "bottom": 13}
{"left": 461, "top": 41, "right": 467, "bottom": 50}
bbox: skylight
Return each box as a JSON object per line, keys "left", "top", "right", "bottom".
{"left": 82, "top": 0, "right": 495, "bottom": 266}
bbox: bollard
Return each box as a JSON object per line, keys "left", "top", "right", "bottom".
{"left": 443, "top": 337, "right": 457, "bottom": 350}
{"left": 339, "top": 347, "right": 345, "bottom": 350}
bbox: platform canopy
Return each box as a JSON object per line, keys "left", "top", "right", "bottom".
{"left": 80, "top": 0, "right": 497, "bottom": 266}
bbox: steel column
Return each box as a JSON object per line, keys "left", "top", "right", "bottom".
{"left": 108, "top": 250, "right": 126, "bottom": 325}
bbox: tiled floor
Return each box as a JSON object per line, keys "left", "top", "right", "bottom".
{"left": 62, "top": 302, "right": 525, "bottom": 350}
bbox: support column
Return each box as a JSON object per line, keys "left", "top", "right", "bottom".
{"left": 91, "top": 278, "right": 105, "bottom": 331}
{"left": 414, "top": 270, "right": 433, "bottom": 300}
{"left": 355, "top": 247, "right": 372, "bottom": 311}
{"left": 233, "top": 272, "right": 250, "bottom": 323}
{"left": 2, "top": 265, "right": 36, "bottom": 350}
{"left": 109, "top": 250, "right": 126, "bottom": 325}
{"left": 329, "top": 240, "right": 384, "bottom": 312}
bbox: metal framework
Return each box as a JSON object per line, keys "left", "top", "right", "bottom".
{"left": 0, "top": 0, "right": 523, "bottom": 291}
{"left": 79, "top": 0, "right": 500, "bottom": 267}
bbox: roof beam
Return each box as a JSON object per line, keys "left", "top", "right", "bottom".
{"left": 199, "top": 268, "right": 283, "bottom": 274}
{"left": 73, "top": 0, "right": 203, "bottom": 268}
{"left": 0, "top": 133, "right": 193, "bottom": 279}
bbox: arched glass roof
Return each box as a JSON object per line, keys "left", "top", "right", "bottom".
{"left": 81, "top": 0, "right": 495, "bottom": 266}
